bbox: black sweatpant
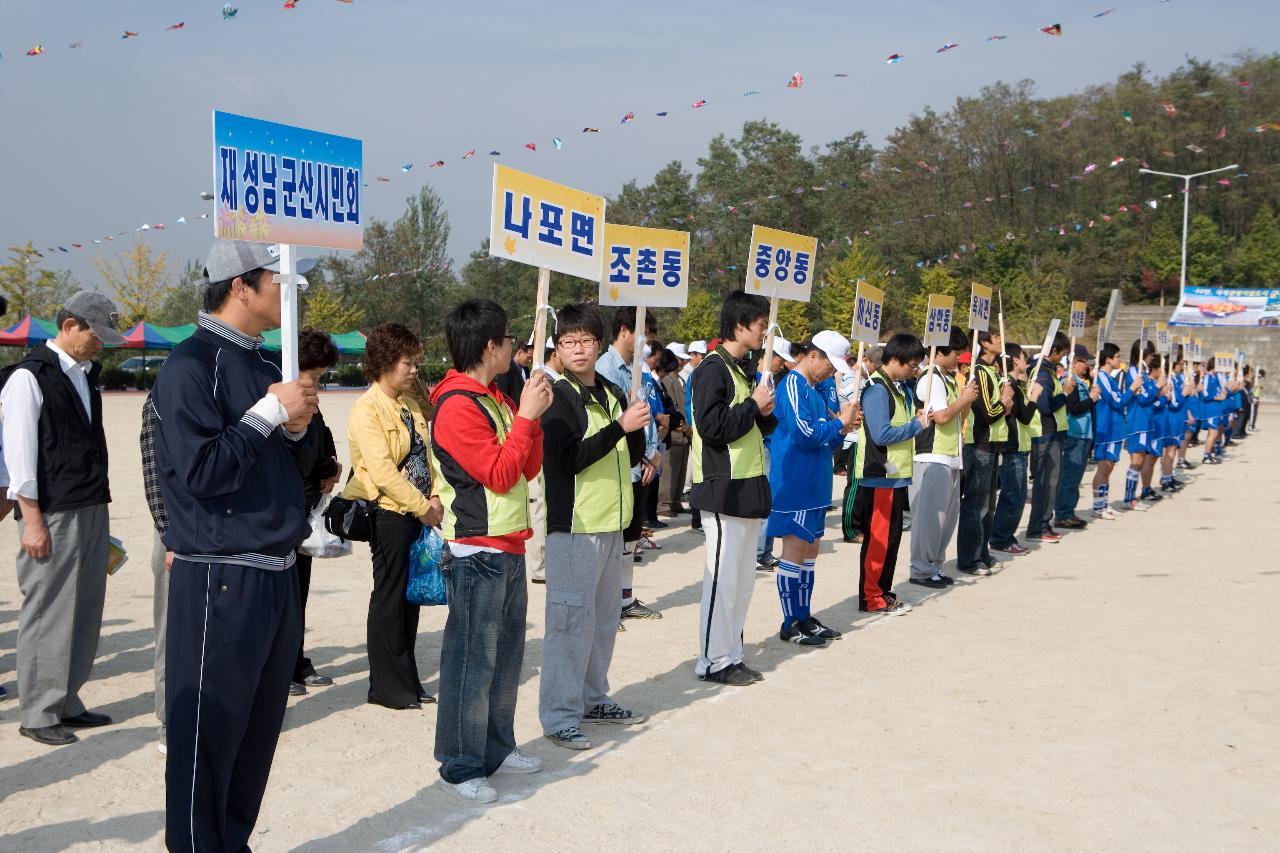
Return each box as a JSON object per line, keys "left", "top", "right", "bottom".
{"left": 166, "top": 558, "right": 300, "bottom": 853}
{"left": 293, "top": 552, "right": 315, "bottom": 683}
{"left": 367, "top": 509, "right": 423, "bottom": 707}
{"left": 852, "top": 485, "right": 908, "bottom": 610}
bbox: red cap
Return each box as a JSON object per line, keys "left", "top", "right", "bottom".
{"left": 959, "top": 351, "right": 973, "bottom": 364}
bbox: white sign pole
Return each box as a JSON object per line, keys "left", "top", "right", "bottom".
{"left": 532, "top": 267, "right": 551, "bottom": 370}
{"left": 630, "top": 303, "right": 647, "bottom": 402}
{"left": 279, "top": 243, "right": 299, "bottom": 382}
{"left": 762, "top": 295, "right": 780, "bottom": 389}
{"left": 997, "top": 291, "right": 1009, "bottom": 379}
{"left": 851, "top": 341, "right": 866, "bottom": 405}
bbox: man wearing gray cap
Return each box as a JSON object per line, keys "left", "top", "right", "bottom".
{"left": 1, "top": 291, "right": 125, "bottom": 746}
{"left": 153, "top": 239, "right": 319, "bottom": 851}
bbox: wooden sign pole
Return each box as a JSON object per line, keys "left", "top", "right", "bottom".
{"left": 761, "top": 295, "right": 780, "bottom": 388}
{"left": 531, "top": 267, "right": 551, "bottom": 370}
{"left": 850, "top": 341, "right": 866, "bottom": 404}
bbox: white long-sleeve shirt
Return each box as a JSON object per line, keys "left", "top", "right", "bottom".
{"left": 1, "top": 341, "right": 93, "bottom": 501}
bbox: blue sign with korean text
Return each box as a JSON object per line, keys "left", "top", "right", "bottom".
{"left": 213, "top": 110, "right": 363, "bottom": 250}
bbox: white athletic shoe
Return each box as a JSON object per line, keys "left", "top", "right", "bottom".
{"left": 495, "top": 749, "right": 542, "bottom": 775}
{"left": 1091, "top": 506, "right": 1117, "bottom": 520}
{"left": 448, "top": 777, "right": 498, "bottom": 803}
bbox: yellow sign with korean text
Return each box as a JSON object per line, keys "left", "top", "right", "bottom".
{"left": 968, "top": 283, "right": 992, "bottom": 332}
{"left": 923, "top": 294, "right": 955, "bottom": 348}
{"left": 598, "top": 224, "right": 690, "bottom": 308}
{"left": 744, "top": 225, "right": 817, "bottom": 302}
{"left": 852, "top": 280, "right": 884, "bottom": 345}
{"left": 489, "top": 164, "right": 606, "bottom": 280}
{"left": 1069, "top": 301, "right": 1087, "bottom": 338}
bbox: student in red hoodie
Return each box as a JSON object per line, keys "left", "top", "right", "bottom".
{"left": 430, "top": 299, "right": 552, "bottom": 804}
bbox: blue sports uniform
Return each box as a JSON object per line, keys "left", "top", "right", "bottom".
{"left": 1158, "top": 373, "right": 1186, "bottom": 450}
{"left": 1093, "top": 369, "right": 1132, "bottom": 462}
{"left": 1201, "top": 372, "right": 1224, "bottom": 428}
{"left": 767, "top": 370, "right": 845, "bottom": 542}
{"left": 1124, "top": 367, "right": 1160, "bottom": 455}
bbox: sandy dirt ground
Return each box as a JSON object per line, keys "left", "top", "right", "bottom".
{"left": 0, "top": 391, "right": 1277, "bottom": 852}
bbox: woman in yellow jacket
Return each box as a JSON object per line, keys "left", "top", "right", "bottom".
{"left": 343, "top": 324, "right": 443, "bottom": 710}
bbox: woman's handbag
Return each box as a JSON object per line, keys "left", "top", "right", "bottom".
{"left": 301, "top": 496, "right": 354, "bottom": 558}
{"left": 324, "top": 454, "right": 410, "bottom": 543}
{"left": 405, "top": 526, "right": 447, "bottom": 606}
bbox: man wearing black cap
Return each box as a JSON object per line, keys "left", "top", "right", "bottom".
{"left": 1, "top": 291, "right": 125, "bottom": 746}
{"left": 153, "top": 239, "right": 319, "bottom": 851}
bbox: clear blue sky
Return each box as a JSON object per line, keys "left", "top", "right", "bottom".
{"left": 1, "top": 0, "right": 1274, "bottom": 286}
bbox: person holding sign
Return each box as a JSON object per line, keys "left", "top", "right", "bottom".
{"left": 153, "top": 239, "right": 320, "bottom": 850}
{"left": 767, "top": 332, "right": 861, "bottom": 645}
{"left": 908, "top": 326, "right": 978, "bottom": 588}
{"left": 851, "top": 333, "right": 931, "bottom": 614}
{"left": 1054, "top": 345, "right": 1101, "bottom": 528}
{"left": 1199, "top": 357, "right": 1228, "bottom": 465}
{"left": 538, "top": 304, "right": 650, "bottom": 751}
{"left": 1025, "top": 330, "right": 1074, "bottom": 543}
{"left": 989, "top": 344, "right": 1043, "bottom": 558}
{"left": 596, "top": 308, "right": 663, "bottom": 620}
{"left": 1156, "top": 346, "right": 1191, "bottom": 494}
{"left": 957, "top": 331, "right": 1013, "bottom": 573}
{"left": 430, "top": 299, "right": 551, "bottom": 803}
{"left": 1089, "top": 343, "right": 1130, "bottom": 519}
{"left": 690, "top": 292, "right": 776, "bottom": 685}
{"left": 1122, "top": 340, "right": 1162, "bottom": 506}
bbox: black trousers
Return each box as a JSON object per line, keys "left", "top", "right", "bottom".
{"left": 166, "top": 558, "right": 300, "bottom": 853}
{"left": 292, "top": 552, "right": 315, "bottom": 683}
{"left": 852, "top": 485, "right": 908, "bottom": 610}
{"left": 624, "top": 482, "right": 647, "bottom": 544}
{"left": 644, "top": 472, "right": 661, "bottom": 522}
{"left": 368, "top": 509, "right": 423, "bottom": 707}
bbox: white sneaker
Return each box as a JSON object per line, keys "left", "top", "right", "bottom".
{"left": 495, "top": 748, "right": 542, "bottom": 775}
{"left": 448, "top": 777, "right": 498, "bottom": 803}
{"left": 1091, "top": 506, "right": 1117, "bottom": 520}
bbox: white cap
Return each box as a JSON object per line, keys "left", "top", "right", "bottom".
{"left": 666, "top": 342, "right": 691, "bottom": 360}
{"left": 772, "top": 336, "right": 797, "bottom": 364}
{"left": 643, "top": 343, "right": 653, "bottom": 358}
{"left": 688, "top": 340, "right": 708, "bottom": 355}
{"left": 811, "top": 330, "right": 854, "bottom": 375}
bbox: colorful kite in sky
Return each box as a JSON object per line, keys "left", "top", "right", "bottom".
{"left": 620, "top": 112, "right": 634, "bottom": 124}
{"left": 122, "top": 31, "right": 139, "bottom": 39}
{"left": 787, "top": 72, "right": 804, "bottom": 88}
{"left": 167, "top": 22, "right": 185, "bottom": 30}
{"left": 222, "top": 5, "right": 239, "bottom": 20}
{"left": 1041, "top": 23, "right": 1063, "bottom": 36}
{"left": 691, "top": 100, "right": 707, "bottom": 108}
{"left": 937, "top": 43, "right": 958, "bottom": 53}
{"left": 885, "top": 54, "right": 903, "bottom": 64}
{"left": 26, "top": 44, "right": 44, "bottom": 55}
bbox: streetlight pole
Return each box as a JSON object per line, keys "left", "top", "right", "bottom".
{"left": 1138, "top": 164, "right": 1238, "bottom": 306}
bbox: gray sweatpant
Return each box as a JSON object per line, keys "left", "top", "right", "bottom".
{"left": 908, "top": 461, "right": 962, "bottom": 579}
{"left": 15, "top": 503, "right": 109, "bottom": 729}
{"left": 539, "top": 531, "right": 624, "bottom": 735}
{"left": 152, "top": 529, "right": 168, "bottom": 734}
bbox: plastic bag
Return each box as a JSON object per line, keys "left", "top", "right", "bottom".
{"left": 300, "top": 496, "right": 354, "bottom": 559}
{"left": 406, "top": 526, "right": 447, "bottom": 606}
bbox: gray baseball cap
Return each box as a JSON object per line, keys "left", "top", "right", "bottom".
{"left": 64, "top": 291, "right": 126, "bottom": 346}
{"left": 197, "top": 239, "right": 317, "bottom": 286}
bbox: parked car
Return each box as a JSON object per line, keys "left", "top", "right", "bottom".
{"left": 118, "top": 355, "right": 168, "bottom": 372}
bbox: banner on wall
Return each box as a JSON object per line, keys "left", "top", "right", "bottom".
{"left": 1169, "top": 285, "right": 1280, "bottom": 327}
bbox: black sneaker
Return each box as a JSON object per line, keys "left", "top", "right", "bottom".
{"left": 780, "top": 621, "right": 826, "bottom": 646}
{"left": 647, "top": 518, "right": 669, "bottom": 529}
{"left": 1141, "top": 490, "right": 1164, "bottom": 502}
{"left": 289, "top": 681, "right": 307, "bottom": 696}
{"left": 1056, "top": 517, "right": 1087, "bottom": 530}
{"left": 909, "top": 574, "right": 949, "bottom": 589}
{"left": 801, "top": 616, "right": 843, "bottom": 640}
{"left": 621, "top": 599, "right": 662, "bottom": 619}
{"left": 958, "top": 563, "right": 992, "bottom": 576}
{"left": 699, "top": 665, "right": 755, "bottom": 686}
{"left": 734, "top": 662, "right": 765, "bottom": 682}
{"left": 941, "top": 574, "right": 956, "bottom": 585}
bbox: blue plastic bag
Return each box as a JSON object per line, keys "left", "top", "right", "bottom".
{"left": 405, "top": 527, "right": 447, "bottom": 606}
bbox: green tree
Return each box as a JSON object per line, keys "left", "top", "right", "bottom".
{"left": 1185, "top": 213, "right": 1231, "bottom": 285}
{"left": 0, "top": 242, "right": 77, "bottom": 323}
{"left": 303, "top": 288, "right": 364, "bottom": 331}
{"left": 666, "top": 288, "right": 718, "bottom": 342}
{"left": 813, "top": 239, "right": 887, "bottom": 336}
{"left": 92, "top": 238, "right": 172, "bottom": 326}
{"left": 1232, "top": 204, "right": 1280, "bottom": 285}
{"left": 907, "top": 266, "right": 962, "bottom": 337}
{"left": 150, "top": 259, "right": 204, "bottom": 326}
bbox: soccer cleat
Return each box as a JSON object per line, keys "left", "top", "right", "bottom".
{"left": 1141, "top": 490, "right": 1163, "bottom": 503}
{"left": 801, "top": 616, "right": 843, "bottom": 640}
{"left": 780, "top": 621, "right": 827, "bottom": 646}
{"left": 545, "top": 726, "right": 592, "bottom": 750}
{"left": 1092, "top": 506, "right": 1118, "bottom": 520}
{"left": 621, "top": 599, "right": 662, "bottom": 619}
{"left": 582, "top": 703, "right": 646, "bottom": 725}
{"left": 495, "top": 749, "right": 542, "bottom": 774}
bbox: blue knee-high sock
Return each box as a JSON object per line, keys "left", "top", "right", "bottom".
{"left": 799, "top": 559, "right": 816, "bottom": 622}
{"left": 1124, "top": 468, "right": 1139, "bottom": 503}
{"left": 1093, "top": 483, "right": 1108, "bottom": 512}
{"left": 777, "top": 560, "right": 802, "bottom": 627}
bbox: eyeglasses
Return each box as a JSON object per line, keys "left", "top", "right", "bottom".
{"left": 557, "top": 337, "right": 598, "bottom": 351}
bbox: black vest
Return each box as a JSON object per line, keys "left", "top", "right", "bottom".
{"left": 11, "top": 345, "right": 111, "bottom": 514}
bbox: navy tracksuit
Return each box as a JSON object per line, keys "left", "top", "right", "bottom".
{"left": 153, "top": 313, "right": 315, "bottom": 852}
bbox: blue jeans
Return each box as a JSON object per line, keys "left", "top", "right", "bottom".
{"left": 991, "top": 450, "right": 1029, "bottom": 548}
{"left": 1055, "top": 437, "right": 1092, "bottom": 522}
{"left": 434, "top": 549, "right": 528, "bottom": 785}
{"left": 957, "top": 445, "right": 999, "bottom": 569}
{"left": 1027, "top": 435, "right": 1063, "bottom": 536}
{"left": 757, "top": 444, "right": 775, "bottom": 561}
